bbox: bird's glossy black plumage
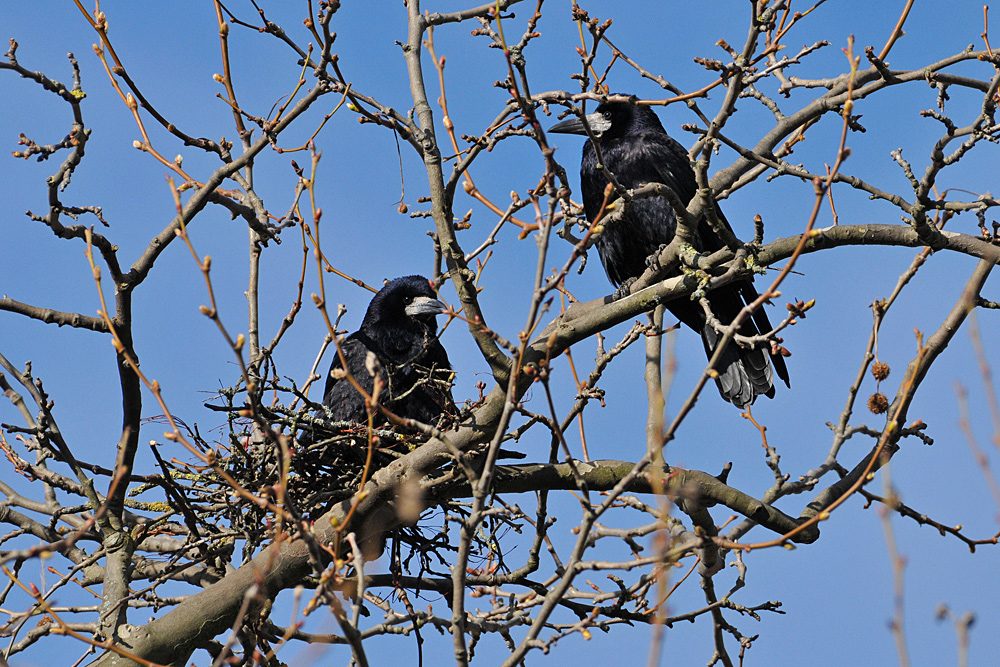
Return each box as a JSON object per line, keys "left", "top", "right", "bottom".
{"left": 322, "top": 275, "right": 454, "bottom": 425}
{"left": 550, "top": 101, "right": 789, "bottom": 407}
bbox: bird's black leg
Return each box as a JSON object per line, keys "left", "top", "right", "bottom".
{"left": 612, "top": 276, "right": 638, "bottom": 301}
{"left": 644, "top": 243, "right": 670, "bottom": 274}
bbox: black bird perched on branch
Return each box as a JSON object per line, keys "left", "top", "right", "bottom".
{"left": 550, "top": 100, "right": 789, "bottom": 407}
{"left": 322, "top": 275, "right": 455, "bottom": 425}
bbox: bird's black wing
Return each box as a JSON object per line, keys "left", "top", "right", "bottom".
{"left": 323, "top": 332, "right": 455, "bottom": 426}
{"left": 322, "top": 333, "right": 377, "bottom": 423}
{"left": 643, "top": 134, "right": 790, "bottom": 396}
{"left": 638, "top": 130, "right": 700, "bottom": 207}
{"left": 390, "top": 339, "right": 456, "bottom": 424}
{"left": 584, "top": 131, "right": 700, "bottom": 288}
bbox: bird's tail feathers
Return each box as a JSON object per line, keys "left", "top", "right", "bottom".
{"left": 701, "top": 324, "right": 774, "bottom": 409}
{"left": 739, "top": 283, "right": 790, "bottom": 388}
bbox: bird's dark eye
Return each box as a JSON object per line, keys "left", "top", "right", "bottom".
{"left": 403, "top": 295, "right": 413, "bottom": 304}
{"left": 602, "top": 111, "right": 612, "bottom": 120}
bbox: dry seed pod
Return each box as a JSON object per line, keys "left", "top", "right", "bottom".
{"left": 868, "top": 392, "right": 889, "bottom": 414}
{"left": 871, "top": 361, "right": 890, "bottom": 381}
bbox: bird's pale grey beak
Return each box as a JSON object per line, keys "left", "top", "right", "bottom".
{"left": 405, "top": 295, "right": 447, "bottom": 317}
{"left": 549, "top": 112, "right": 611, "bottom": 136}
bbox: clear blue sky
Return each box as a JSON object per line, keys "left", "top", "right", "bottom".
{"left": 1, "top": 1, "right": 998, "bottom": 665}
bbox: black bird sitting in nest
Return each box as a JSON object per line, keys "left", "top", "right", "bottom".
{"left": 322, "top": 275, "right": 455, "bottom": 425}
{"left": 550, "top": 99, "right": 789, "bottom": 408}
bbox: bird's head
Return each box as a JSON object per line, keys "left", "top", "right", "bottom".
{"left": 549, "top": 99, "right": 664, "bottom": 141}
{"left": 362, "top": 275, "right": 447, "bottom": 333}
